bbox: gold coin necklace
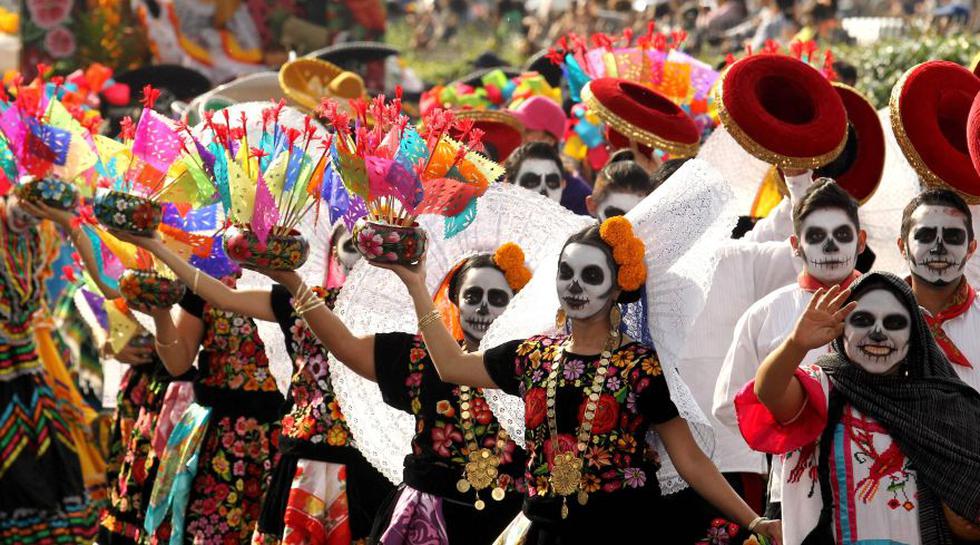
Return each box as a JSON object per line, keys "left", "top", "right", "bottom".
{"left": 546, "top": 329, "right": 619, "bottom": 519}
{"left": 455, "top": 385, "right": 509, "bottom": 510}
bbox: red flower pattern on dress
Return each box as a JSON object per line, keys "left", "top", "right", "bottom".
{"left": 430, "top": 423, "right": 463, "bottom": 458}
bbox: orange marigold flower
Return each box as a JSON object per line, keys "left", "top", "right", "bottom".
{"left": 618, "top": 262, "right": 647, "bottom": 292}
{"left": 494, "top": 242, "right": 532, "bottom": 291}
{"left": 599, "top": 216, "right": 633, "bottom": 246}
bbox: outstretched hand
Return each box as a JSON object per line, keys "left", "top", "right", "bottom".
{"left": 108, "top": 228, "right": 160, "bottom": 249}
{"left": 19, "top": 200, "right": 75, "bottom": 228}
{"left": 374, "top": 255, "right": 428, "bottom": 291}
{"left": 754, "top": 519, "right": 783, "bottom": 545}
{"left": 789, "top": 285, "right": 857, "bottom": 351}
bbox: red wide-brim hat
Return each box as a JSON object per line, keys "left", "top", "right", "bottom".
{"left": 813, "top": 83, "right": 885, "bottom": 204}
{"left": 452, "top": 109, "right": 525, "bottom": 162}
{"left": 581, "top": 78, "right": 700, "bottom": 158}
{"left": 715, "top": 55, "right": 847, "bottom": 169}
{"left": 968, "top": 91, "right": 980, "bottom": 180}
{"left": 890, "top": 60, "right": 980, "bottom": 203}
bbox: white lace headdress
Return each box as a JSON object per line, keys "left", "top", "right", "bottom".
{"left": 328, "top": 183, "right": 594, "bottom": 483}
{"left": 480, "top": 158, "right": 738, "bottom": 494}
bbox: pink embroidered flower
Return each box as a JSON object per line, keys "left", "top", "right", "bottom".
{"left": 430, "top": 423, "right": 463, "bottom": 457}
{"left": 27, "top": 0, "right": 72, "bottom": 30}
{"left": 623, "top": 467, "right": 646, "bottom": 488}
{"left": 44, "top": 26, "right": 76, "bottom": 59}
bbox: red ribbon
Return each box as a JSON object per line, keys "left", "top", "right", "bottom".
{"left": 924, "top": 281, "right": 975, "bottom": 369}
{"left": 797, "top": 271, "right": 861, "bottom": 293}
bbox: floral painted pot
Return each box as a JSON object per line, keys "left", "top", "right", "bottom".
{"left": 94, "top": 191, "right": 162, "bottom": 236}
{"left": 223, "top": 228, "right": 310, "bottom": 271}
{"left": 352, "top": 219, "right": 427, "bottom": 265}
{"left": 15, "top": 177, "right": 79, "bottom": 210}
{"left": 119, "top": 269, "right": 186, "bottom": 309}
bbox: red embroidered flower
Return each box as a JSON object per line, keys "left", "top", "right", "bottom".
{"left": 524, "top": 387, "right": 547, "bottom": 429}
{"left": 471, "top": 396, "right": 493, "bottom": 425}
{"left": 577, "top": 393, "right": 620, "bottom": 435}
{"left": 430, "top": 423, "right": 463, "bottom": 458}
{"left": 543, "top": 433, "right": 577, "bottom": 468}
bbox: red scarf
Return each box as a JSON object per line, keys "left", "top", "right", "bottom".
{"left": 797, "top": 271, "right": 862, "bottom": 292}
{"left": 922, "top": 279, "right": 975, "bottom": 369}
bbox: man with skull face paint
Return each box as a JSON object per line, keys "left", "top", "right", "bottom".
{"left": 898, "top": 189, "right": 980, "bottom": 392}
{"left": 384, "top": 217, "right": 782, "bottom": 545}
{"left": 117, "top": 225, "right": 395, "bottom": 544}
{"left": 285, "top": 243, "right": 533, "bottom": 545}
{"left": 738, "top": 273, "right": 980, "bottom": 544}
{"left": 504, "top": 143, "right": 569, "bottom": 207}
{"left": 714, "top": 179, "right": 867, "bottom": 517}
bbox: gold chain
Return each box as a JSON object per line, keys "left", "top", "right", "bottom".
{"left": 455, "top": 385, "right": 509, "bottom": 510}
{"left": 546, "top": 328, "right": 619, "bottom": 519}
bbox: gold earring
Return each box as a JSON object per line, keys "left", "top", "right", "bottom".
{"left": 555, "top": 308, "right": 567, "bottom": 329}
{"left": 609, "top": 305, "right": 621, "bottom": 332}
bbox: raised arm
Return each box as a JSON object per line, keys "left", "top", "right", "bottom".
{"left": 754, "top": 285, "right": 854, "bottom": 423}
{"left": 742, "top": 169, "right": 811, "bottom": 244}
{"left": 114, "top": 231, "right": 276, "bottom": 322}
{"left": 381, "top": 259, "right": 498, "bottom": 388}
{"left": 147, "top": 305, "right": 202, "bottom": 376}
{"left": 269, "top": 270, "right": 377, "bottom": 381}
{"left": 655, "top": 417, "right": 782, "bottom": 544}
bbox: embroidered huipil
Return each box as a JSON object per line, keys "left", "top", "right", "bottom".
{"left": 735, "top": 364, "right": 921, "bottom": 545}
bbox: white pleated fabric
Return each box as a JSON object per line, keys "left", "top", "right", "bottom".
{"left": 481, "top": 158, "right": 738, "bottom": 494}
{"left": 328, "top": 183, "right": 594, "bottom": 483}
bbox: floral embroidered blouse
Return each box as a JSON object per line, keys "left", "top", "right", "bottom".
{"left": 483, "top": 335, "right": 679, "bottom": 523}
{"left": 735, "top": 364, "right": 920, "bottom": 545}
{"left": 374, "top": 332, "right": 527, "bottom": 502}
{"left": 270, "top": 284, "right": 354, "bottom": 457}
{"left": 179, "top": 292, "right": 279, "bottom": 393}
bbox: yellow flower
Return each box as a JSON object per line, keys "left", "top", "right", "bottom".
{"left": 212, "top": 453, "right": 230, "bottom": 476}
{"left": 641, "top": 357, "right": 663, "bottom": 377}
{"left": 327, "top": 425, "right": 349, "bottom": 446}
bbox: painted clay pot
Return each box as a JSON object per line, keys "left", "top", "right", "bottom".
{"left": 351, "top": 219, "right": 427, "bottom": 265}
{"left": 119, "top": 269, "right": 186, "bottom": 309}
{"left": 15, "top": 177, "right": 79, "bottom": 210}
{"left": 94, "top": 191, "right": 162, "bottom": 236}
{"left": 223, "top": 228, "right": 310, "bottom": 271}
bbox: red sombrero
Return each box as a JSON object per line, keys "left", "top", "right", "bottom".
{"left": 890, "top": 61, "right": 980, "bottom": 203}
{"left": 581, "top": 78, "right": 700, "bottom": 158}
{"left": 715, "top": 54, "right": 847, "bottom": 169}
{"left": 452, "top": 109, "right": 525, "bottom": 162}
{"left": 812, "top": 83, "right": 885, "bottom": 204}
{"left": 969, "top": 91, "right": 980, "bottom": 179}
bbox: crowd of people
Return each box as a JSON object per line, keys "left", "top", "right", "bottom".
{"left": 2, "top": 3, "right": 980, "bottom": 545}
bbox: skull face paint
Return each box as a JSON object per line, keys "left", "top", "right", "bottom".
{"left": 457, "top": 266, "right": 513, "bottom": 343}
{"left": 556, "top": 243, "right": 615, "bottom": 320}
{"left": 5, "top": 199, "right": 39, "bottom": 232}
{"left": 798, "top": 208, "right": 859, "bottom": 284}
{"left": 334, "top": 228, "right": 361, "bottom": 274}
{"left": 843, "top": 289, "right": 911, "bottom": 375}
{"left": 597, "top": 192, "right": 645, "bottom": 222}
{"left": 516, "top": 158, "right": 563, "bottom": 202}
{"left": 905, "top": 205, "right": 971, "bottom": 287}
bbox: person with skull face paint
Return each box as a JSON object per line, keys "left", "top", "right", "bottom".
{"left": 584, "top": 160, "right": 656, "bottom": 222}
{"left": 738, "top": 272, "right": 980, "bottom": 544}
{"left": 383, "top": 217, "right": 782, "bottom": 545}
{"left": 504, "top": 143, "right": 569, "bottom": 208}
{"left": 713, "top": 179, "right": 867, "bottom": 518}
{"left": 898, "top": 189, "right": 980, "bottom": 393}
{"left": 116, "top": 225, "right": 394, "bottom": 545}
{"left": 282, "top": 243, "right": 533, "bottom": 545}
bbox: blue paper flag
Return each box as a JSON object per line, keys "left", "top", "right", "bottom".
{"left": 444, "top": 197, "right": 478, "bottom": 238}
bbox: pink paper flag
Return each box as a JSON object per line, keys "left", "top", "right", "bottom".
{"left": 132, "top": 110, "right": 181, "bottom": 174}
{"left": 251, "top": 172, "right": 280, "bottom": 246}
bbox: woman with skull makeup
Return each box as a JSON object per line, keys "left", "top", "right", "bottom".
{"left": 281, "top": 242, "right": 534, "bottom": 545}
{"left": 382, "top": 216, "right": 782, "bottom": 545}
{"left": 504, "top": 143, "right": 569, "bottom": 208}
{"left": 116, "top": 221, "right": 394, "bottom": 545}
{"left": 898, "top": 189, "right": 980, "bottom": 393}
{"left": 739, "top": 272, "right": 980, "bottom": 543}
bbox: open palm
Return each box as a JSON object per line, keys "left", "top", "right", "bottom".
{"left": 791, "top": 285, "right": 857, "bottom": 351}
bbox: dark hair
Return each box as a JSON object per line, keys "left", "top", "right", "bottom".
{"left": 562, "top": 224, "right": 643, "bottom": 304}
{"left": 832, "top": 60, "right": 857, "bottom": 86}
{"left": 792, "top": 177, "right": 860, "bottom": 235}
{"left": 606, "top": 148, "right": 635, "bottom": 165}
{"left": 813, "top": 123, "right": 858, "bottom": 180}
{"left": 900, "top": 189, "right": 974, "bottom": 243}
{"left": 447, "top": 254, "right": 500, "bottom": 305}
{"left": 592, "top": 160, "right": 654, "bottom": 202}
{"left": 649, "top": 157, "right": 691, "bottom": 191}
{"left": 503, "top": 142, "right": 564, "bottom": 184}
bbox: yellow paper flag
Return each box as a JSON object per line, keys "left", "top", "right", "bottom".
{"left": 105, "top": 298, "right": 138, "bottom": 353}
{"left": 93, "top": 227, "right": 141, "bottom": 269}
{"left": 226, "top": 158, "right": 256, "bottom": 224}
{"left": 263, "top": 152, "right": 288, "bottom": 198}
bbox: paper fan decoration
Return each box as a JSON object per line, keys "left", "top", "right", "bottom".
{"left": 328, "top": 183, "right": 593, "bottom": 483}
{"left": 480, "top": 158, "right": 737, "bottom": 495}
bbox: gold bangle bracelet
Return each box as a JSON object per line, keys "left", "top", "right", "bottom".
{"left": 417, "top": 310, "right": 441, "bottom": 331}
{"left": 297, "top": 299, "right": 325, "bottom": 315}
{"left": 154, "top": 337, "right": 180, "bottom": 349}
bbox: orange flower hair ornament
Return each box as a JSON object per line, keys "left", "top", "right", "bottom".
{"left": 599, "top": 216, "right": 647, "bottom": 292}
{"left": 493, "top": 242, "right": 532, "bottom": 292}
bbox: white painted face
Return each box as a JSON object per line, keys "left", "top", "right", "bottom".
{"left": 334, "top": 228, "right": 361, "bottom": 274}
{"left": 556, "top": 242, "right": 615, "bottom": 320}
{"left": 843, "top": 289, "right": 911, "bottom": 375}
{"left": 798, "top": 208, "right": 858, "bottom": 284}
{"left": 5, "top": 198, "right": 39, "bottom": 232}
{"left": 597, "top": 192, "right": 645, "bottom": 222}
{"left": 457, "top": 266, "right": 513, "bottom": 343}
{"left": 515, "top": 158, "right": 563, "bottom": 202}
{"left": 905, "top": 205, "right": 971, "bottom": 287}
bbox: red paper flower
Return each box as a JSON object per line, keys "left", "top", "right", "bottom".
{"left": 141, "top": 84, "right": 160, "bottom": 109}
